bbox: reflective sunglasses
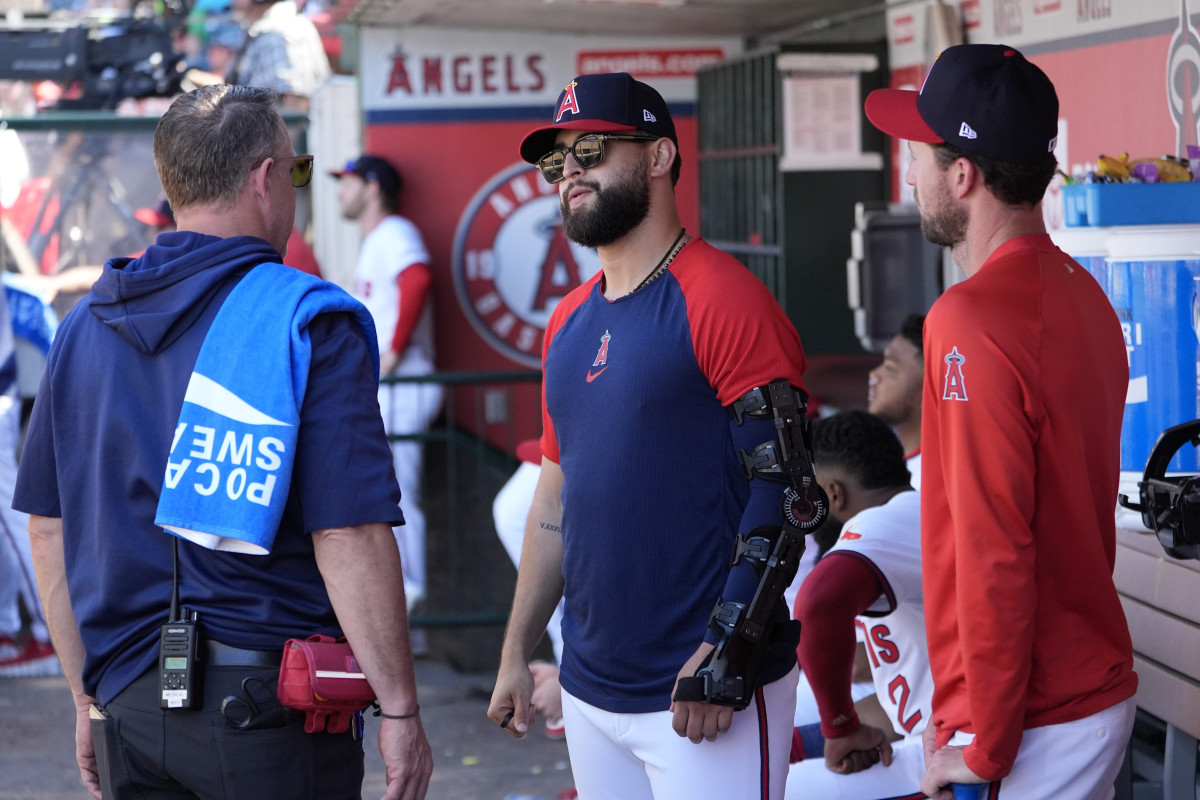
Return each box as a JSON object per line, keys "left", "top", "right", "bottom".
{"left": 536, "top": 133, "right": 659, "bottom": 184}
{"left": 252, "top": 154, "right": 315, "bottom": 188}
{"left": 278, "top": 154, "right": 315, "bottom": 188}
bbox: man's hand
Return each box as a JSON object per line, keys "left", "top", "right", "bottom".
{"left": 74, "top": 699, "right": 101, "bottom": 799}
{"left": 823, "top": 722, "right": 893, "bottom": 775}
{"left": 670, "top": 643, "right": 733, "bottom": 743}
{"left": 379, "top": 349, "right": 399, "bottom": 376}
{"left": 920, "top": 744, "right": 984, "bottom": 800}
{"left": 376, "top": 715, "right": 433, "bottom": 800}
{"left": 488, "top": 661, "right": 536, "bottom": 739}
{"left": 529, "top": 661, "right": 562, "bottom": 722}
{"left": 923, "top": 721, "right": 938, "bottom": 769}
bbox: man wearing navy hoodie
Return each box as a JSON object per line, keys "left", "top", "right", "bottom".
{"left": 13, "top": 85, "right": 432, "bottom": 800}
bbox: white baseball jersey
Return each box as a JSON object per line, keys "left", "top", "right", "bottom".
{"left": 353, "top": 215, "right": 435, "bottom": 370}
{"left": 907, "top": 451, "right": 921, "bottom": 491}
{"left": 353, "top": 214, "right": 440, "bottom": 605}
{"left": 827, "top": 490, "right": 931, "bottom": 740}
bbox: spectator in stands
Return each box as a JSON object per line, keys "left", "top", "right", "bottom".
{"left": 0, "top": 283, "right": 58, "bottom": 678}
{"left": 204, "top": 23, "right": 245, "bottom": 80}
{"left": 186, "top": 0, "right": 329, "bottom": 112}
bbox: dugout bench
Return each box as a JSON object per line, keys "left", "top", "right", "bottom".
{"left": 1113, "top": 525, "right": 1200, "bottom": 799}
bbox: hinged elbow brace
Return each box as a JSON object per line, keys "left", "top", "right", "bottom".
{"left": 673, "top": 380, "right": 828, "bottom": 709}
{"left": 731, "top": 380, "right": 828, "bottom": 534}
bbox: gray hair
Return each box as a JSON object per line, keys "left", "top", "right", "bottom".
{"left": 153, "top": 85, "right": 288, "bottom": 212}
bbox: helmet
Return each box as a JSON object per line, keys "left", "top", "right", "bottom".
{"left": 1119, "top": 419, "right": 1200, "bottom": 560}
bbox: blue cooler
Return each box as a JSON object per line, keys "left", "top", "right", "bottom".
{"left": 1105, "top": 228, "right": 1200, "bottom": 473}
{"left": 1050, "top": 225, "right": 1110, "bottom": 286}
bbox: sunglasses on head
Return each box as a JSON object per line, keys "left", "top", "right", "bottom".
{"left": 536, "top": 133, "right": 659, "bottom": 184}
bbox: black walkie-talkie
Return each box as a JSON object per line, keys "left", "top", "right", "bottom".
{"left": 158, "top": 610, "right": 202, "bottom": 708}
{"left": 159, "top": 538, "right": 204, "bottom": 709}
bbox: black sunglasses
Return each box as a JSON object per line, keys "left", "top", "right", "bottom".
{"left": 536, "top": 133, "right": 659, "bottom": 184}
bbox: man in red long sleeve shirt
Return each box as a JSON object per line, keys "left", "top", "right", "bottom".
{"left": 332, "top": 155, "right": 442, "bottom": 615}
{"left": 865, "top": 44, "right": 1137, "bottom": 800}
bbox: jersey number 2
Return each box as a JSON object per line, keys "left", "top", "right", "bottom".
{"left": 887, "top": 675, "right": 923, "bottom": 734}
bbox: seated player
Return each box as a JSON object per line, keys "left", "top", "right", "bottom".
{"left": 787, "top": 410, "right": 931, "bottom": 800}
{"left": 867, "top": 313, "right": 924, "bottom": 489}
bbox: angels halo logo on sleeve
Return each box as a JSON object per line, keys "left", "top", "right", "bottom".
{"left": 452, "top": 161, "right": 602, "bottom": 368}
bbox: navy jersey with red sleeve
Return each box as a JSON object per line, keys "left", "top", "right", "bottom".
{"left": 541, "top": 238, "right": 807, "bottom": 713}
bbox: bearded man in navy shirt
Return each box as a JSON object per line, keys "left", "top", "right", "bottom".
{"left": 488, "top": 73, "right": 818, "bottom": 800}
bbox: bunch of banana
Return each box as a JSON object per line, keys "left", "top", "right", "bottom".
{"left": 1097, "top": 152, "right": 1131, "bottom": 180}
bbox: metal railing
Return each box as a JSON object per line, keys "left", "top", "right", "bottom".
{"left": 379, "top": 369, "right": 541, "bottom": 633}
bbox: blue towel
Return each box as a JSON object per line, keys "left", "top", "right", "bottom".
{"left": 155, "top": 263, "right": 378, "bottom": 554}
{"left": 3, "top": 275, "right": 57, "bottom": 355}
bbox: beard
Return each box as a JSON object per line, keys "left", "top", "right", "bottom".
{"left": 560, "top": 155, "right": 651, "bottom": 248}
{"left": 915, "top": 185, "right": 968, "bottom": 248}
{"left": 339, "top": 193, "right": 364, "bottom": 222}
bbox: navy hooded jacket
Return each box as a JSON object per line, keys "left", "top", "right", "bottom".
{"left": 14, "top": 232, "right": 402, "bottom": 704}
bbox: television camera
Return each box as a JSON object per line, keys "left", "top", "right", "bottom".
{"left": 0, "top": 10, "right": 188, "bottom": 110}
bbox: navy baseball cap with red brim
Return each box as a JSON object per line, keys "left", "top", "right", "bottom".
{"left": 864, "top": 89, "right": 944, "bottom": 144}
{"left": 328, "top": 155, "right": 402, "bottom": 199}
{"left": 865, "top": 43, "right": 1059, "bottom": 164}
{"left": 519, "top": 72, "right": 677, "bottom": 164}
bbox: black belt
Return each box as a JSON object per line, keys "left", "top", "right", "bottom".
{"left": 206, "top": 640, "right": 282, "bottom": 668}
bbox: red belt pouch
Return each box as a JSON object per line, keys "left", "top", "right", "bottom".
{"left": 277, "top": 634, "right": 376, "bottom": 733}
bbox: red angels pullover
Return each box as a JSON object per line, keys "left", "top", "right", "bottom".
{"left": 921, "top": 234, "right": 1138, "bottom": 780}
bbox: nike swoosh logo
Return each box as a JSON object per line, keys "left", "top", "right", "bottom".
{"left": 586, "top": 367, "right": 608, "bottom": 383}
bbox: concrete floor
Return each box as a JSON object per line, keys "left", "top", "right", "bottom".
{"left": 0, "top": 657, "right": 574, "bottom": 800}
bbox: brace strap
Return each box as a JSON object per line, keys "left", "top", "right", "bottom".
{"left": 730, "top": 533, "right": 772, "bottom": 568}
{"left": 728, "top": 386, "right": 772, "bottom": 425}
{"left": 739, "top": 441, "right": 784, "bottom": 481}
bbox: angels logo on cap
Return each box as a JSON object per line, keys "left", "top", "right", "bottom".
{"left": 555, "top": 81, "right": 581, "bottom": 123}
{"left": 519, "top": 72, "right": 677, "bottom": 164}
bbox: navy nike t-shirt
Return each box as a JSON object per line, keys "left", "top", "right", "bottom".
{"left": 540, "top": 237, "right": 809, "bottom": 713}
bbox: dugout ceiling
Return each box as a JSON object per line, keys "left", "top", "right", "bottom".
{"left": 333, "top": 0, "right": 887, "bottom": 45}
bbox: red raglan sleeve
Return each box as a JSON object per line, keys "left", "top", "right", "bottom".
{"left": 679, "top": 244, "right": 806, "bottom": 402}
{"left": 539, "top": 308, "right": 564, "bottom": 465}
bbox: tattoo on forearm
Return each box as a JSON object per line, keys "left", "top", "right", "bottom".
{"left": 539, "top": 521, "right": 561, "bottom": 534}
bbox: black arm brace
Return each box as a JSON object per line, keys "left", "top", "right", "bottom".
{"left": 673, "top": 380, "right": 829, "bottom": 709}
